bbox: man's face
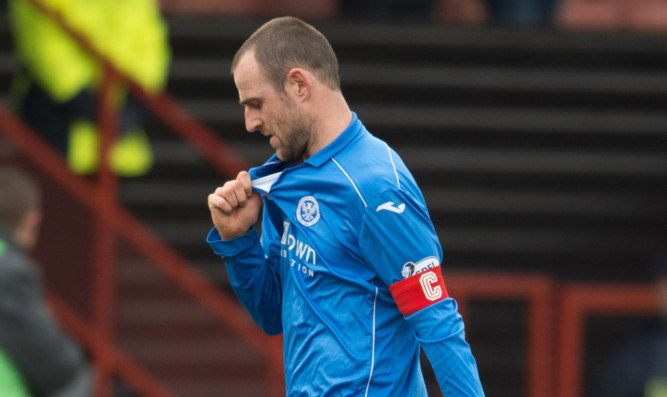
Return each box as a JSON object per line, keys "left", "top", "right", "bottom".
{"left": 233, "top": 51, "right": 314, "bottom": 161}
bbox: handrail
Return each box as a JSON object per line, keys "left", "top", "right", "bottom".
{"left": 0, "top": 104, "right": 282, "bottom": 395}
{"left": 447, "top": 272, "right": 556, "bottom": 397}
{"left": 48, "top": 293, "right": 178, "bottom": 397}
{"left": 8, "top": 0, "right": 281, "bottom": 395}
{"left": 92, "top": 64, "right": 121, "bottom": 397}
{"left": 557, "top": 282, "right": 657, "bottom": 397}
{"left": 0, "top": 106, "right": 268, "bottom": 346}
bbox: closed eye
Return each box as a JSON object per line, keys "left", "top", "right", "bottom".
{"left": 241, "top": 98, "right": 262, "bottom": 110}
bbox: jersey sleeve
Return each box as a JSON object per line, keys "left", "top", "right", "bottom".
{"left": 409, "top": 299, "right": 485, "bottom": 395}
{"left": 359, "top": 188, "right": 485, "bottom": 396}
{"left": 207, "top": 225, "right": 283, "bottom": 335}
{"left": 359, "top": 188, "right": 442, "bottom": 287}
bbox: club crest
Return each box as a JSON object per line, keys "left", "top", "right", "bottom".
{"left": 297, "top": 196, "right": 320, "bottom": 227}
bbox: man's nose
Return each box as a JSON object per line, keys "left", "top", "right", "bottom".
{"left": 245, "top": 108, "right": 262, "bottom": 133}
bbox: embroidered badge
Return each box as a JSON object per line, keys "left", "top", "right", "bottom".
{"left": 400, "top": 257, "right": 439, "bottom": 279}
{"left": 296, "top": 196, "right": 320, "bottom": 227}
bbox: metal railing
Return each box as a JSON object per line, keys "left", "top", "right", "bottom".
{"left": 558, "top": 282, "right": 657, "bottom": 397}
{"left": 1, "top": 0, "right": 281, "bottom": 393}
{"left": 48, "top": 293, "right": 178, "bottom": 397}
{"left": 448, "top": 272, "right": 556, "bottom": 397}
{"left": 0, "top": 103, "right": 283, "bottom": 396}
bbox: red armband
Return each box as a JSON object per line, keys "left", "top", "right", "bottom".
{"left": 389, "top": 266, "right": 449, "bottom": 317}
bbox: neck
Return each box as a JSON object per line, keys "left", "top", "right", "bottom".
{"left": 306, "top": 89, "right": 352, "bottom": 158}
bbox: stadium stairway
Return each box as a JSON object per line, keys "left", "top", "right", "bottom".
{"left": 2, "top": 10, "right": 667, "bottom": 397}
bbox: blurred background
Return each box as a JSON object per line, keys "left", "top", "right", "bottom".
{"left": 0, "top": 0, "right": 666, "bottom": 396}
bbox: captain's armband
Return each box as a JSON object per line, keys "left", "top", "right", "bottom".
{"left": 389, "top": 265, "right": 448, "bottom": 317}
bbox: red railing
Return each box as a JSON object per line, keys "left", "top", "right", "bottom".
{"left": 48, "top": 294, "right": 178, "bottom": 397}
{"left": 0, "top": 104, "right": 283, "bottom": 396}
{"left": 451, "top": 276, "right": 657, "bottom": 397}
{"left": 448, "top": 272, "right": 556, "bottom": 397}
{"left": 1, "top": 0, "right": 282, "bottom": 394}
{"left": 557, "top": 282, "right": 657, "bottom": 397}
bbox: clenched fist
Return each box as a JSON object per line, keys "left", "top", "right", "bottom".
{"left": 208, "top": 171, "right": 262, "bottom": 240}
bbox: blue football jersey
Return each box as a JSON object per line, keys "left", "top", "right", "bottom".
{"left": 208, "top": 113, "right": 484, "bottom": 396}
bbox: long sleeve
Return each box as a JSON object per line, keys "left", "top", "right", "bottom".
{"left": 0, "top": 255, "right": 85, "bottom": 396}
{"left": 207, "top": 226, "right": 283, "bottom": 335}
{"left": 406, "top": 299, "right": 484, "bottom": 396}
{"left": 359, "top": 187, "right": 484, "bottom": 396}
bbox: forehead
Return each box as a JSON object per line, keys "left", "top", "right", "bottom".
{"left": 233, "top": 51, "right": 275, "bottom": 102}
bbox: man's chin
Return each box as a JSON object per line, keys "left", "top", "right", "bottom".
{"left": 274, "top": 149, "right": 288, "bottom": 161}
{"left": 275, "top": 150, "right": 300, "bottom": 162}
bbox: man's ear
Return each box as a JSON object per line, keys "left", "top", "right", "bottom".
{"left": 14, "top": 209, "right": 42, "bottom": 250}
{"left": 286, "top": 68, "right": 312, "bottom": 100}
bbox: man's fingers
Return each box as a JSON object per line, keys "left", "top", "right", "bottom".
{"left": 212, "top": 186, "right": 235, "bottom": 212}
{"left": 237, "top": 171, "right": 253, "bottom": 197}
{"left": 220, "top": 181, "right": 241, "bottom": 208}
{"left": 248, "top": 191, "right": 262, "bottom": 207}
{"left": 209, "top": 172, "right": 254, "bottom": 213}
{"left": 207, "top": 173, "right": 261, "bottom": 240}
{"left": 208, "top": 192, "right": 232, "bottom": 213}
{"left": 229, "top": 178, "right": 250, "bottom": 207}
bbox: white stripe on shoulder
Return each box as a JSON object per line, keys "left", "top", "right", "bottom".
{"left": 386, "top": 143, "right": 400, "bottom": 188}
{"left": 332, "top": 158, "right": 368, "bottom": 208}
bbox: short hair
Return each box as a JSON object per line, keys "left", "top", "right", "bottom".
{"left": 0, "top": 167, "right": 41, "bottom": 231}
{"left": 231, "top": 16, "right": 341, "bottom": 92}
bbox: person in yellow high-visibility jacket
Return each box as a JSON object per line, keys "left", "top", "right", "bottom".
{"left": 9, "top": 0, "right": 171, "bottom": 176}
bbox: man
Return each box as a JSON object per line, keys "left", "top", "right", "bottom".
{"left": 207, "top": 17, "right": 484, "bottom": 396}
{"left": 0, "top": 167, "right": 91, "bottom": 396}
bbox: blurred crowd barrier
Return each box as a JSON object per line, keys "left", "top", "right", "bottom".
{"left": 158, "top": 0, "right": 667, "bottom": 31}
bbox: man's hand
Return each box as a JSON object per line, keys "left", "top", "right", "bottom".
{"left": 208, "top": 171, "right": 262, "bottom": 240}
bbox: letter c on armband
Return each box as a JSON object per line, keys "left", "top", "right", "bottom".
{"left": 419, "top": 271, "right": 443, "bottom": 301}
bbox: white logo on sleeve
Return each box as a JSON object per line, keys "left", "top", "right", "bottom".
{"left": 401, "top": 256, "right": 438, "bottom": 278}
{"left": 296, "top": 196, "right": 320, "bottom": 226}
{"left": 420, "top": 271, "right": 442, "bottom": 301}
{"left": 376, "top": 201, "right": 405, "bottom": 214}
